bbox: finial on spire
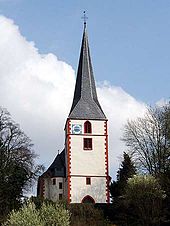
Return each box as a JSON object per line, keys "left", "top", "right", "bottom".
{"left": 81, "top": 11, "right": 88, "bottom": 28}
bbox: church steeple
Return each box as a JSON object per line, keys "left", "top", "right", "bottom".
{"left": 68, "top": 24, "right": 106, "bottom": 120}
{"left": 37, "top": 18, "right": 109, "bottom": 204}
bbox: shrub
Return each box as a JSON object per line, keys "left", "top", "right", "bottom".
{"left": 125, "top": 175, "right": 165, "bottom": 226}
{"left": 3, "top": 202, "right": 42, "bottom": 226}
{"left": 69, "top": 204, "right": 111, "bottom": 226}
{"left": 3, "top": 201, "right": 70, "bottom": 226}
{"left": 40, "top": 203, "right": 70, "bottom": 226}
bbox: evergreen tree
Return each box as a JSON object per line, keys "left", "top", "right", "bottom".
{"left": 110, "top": 152, "right": 136, "bottom": 199}
{"left": 117, "top": 152, "right": 136, "bottom": 194}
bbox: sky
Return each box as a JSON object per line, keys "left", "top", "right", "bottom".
{"left": 0, "top": 0, "right": 169, "bottom": 192}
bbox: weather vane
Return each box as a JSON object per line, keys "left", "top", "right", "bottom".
{"left": 81, "top": 11, "right": 88, "bottom": 27}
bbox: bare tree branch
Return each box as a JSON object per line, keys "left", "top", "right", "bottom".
{"left": 122, "top": 105, "right": 170, "bottom": 177}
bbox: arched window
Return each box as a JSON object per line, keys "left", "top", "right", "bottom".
{"left": 82, "top": 195, "right": 95, "bottom": 204}
{"left": 84, "top": 121, "right": 92, "bottom": 133}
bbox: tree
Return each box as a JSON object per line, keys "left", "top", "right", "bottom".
{"left": 125, "top": 175, "right": 165, "bottom": 226}
{"left": 122, "top": 105, "right": 170, "bottom": 178}
{"left": 116, "top": 152, "right": 136, "bottom": 194}
{"left": 0, "top": 107, "right": 43, "bottom": 222}
{"left": 122, "top": 104, "right": 170, "bottom": 225}
{"left": 110, "top": 152, "right": 136, "bottom": 199}
{"left": 3, "top": 201, "right": 70, "bottom": 226}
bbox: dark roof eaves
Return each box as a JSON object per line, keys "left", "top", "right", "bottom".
{"left": 68, "top": 116, "right": 107, "bottom": 121}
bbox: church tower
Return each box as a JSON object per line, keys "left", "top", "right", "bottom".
{"left": 65, "top": 22, "right": 109, "bottom": 204}
{"left": 37, "top": 20, "right": 109, "bottom": 204}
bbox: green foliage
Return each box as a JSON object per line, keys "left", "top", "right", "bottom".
{"left": 117, "top": 152, "right": 136, "bottom": 183}
{"left": 3, "top": 201, "right": 70, "bottom": 226}
{"left": 40, "top": 202, "right": 70, "bottom": 226}
{"left": 125, "top": 175, "right": 165, "bottom": 226}
{"left": 108, "top": 175, "right": 167, "bottom": 226}
{"left": 69, "top": 204, "right": 111, "bottom": 226}
{"left": 29, "top": 196, "right": 54, "bottom": 209}
{"left": 0, "top": 107, "right": 43, "bottom": 223}
{"left": 107, "top": 200, "right": 139, "bottom": 226}
{"left": 110, "top": 152, "right": 136, "bottom": 199}
{"left": 122, "top": 104, "right": 170, "bottom": 224}
{"left": 3, "top": 202, "right": 42, "bottom": 226}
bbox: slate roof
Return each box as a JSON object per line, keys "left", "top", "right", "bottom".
{"left": 42, "top": 149, "right": 66, "bottom": 178}
{"left": 68, "top": 25, "right": 107, "bottom": 120}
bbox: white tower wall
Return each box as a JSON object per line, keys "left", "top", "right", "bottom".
{"left": 66, "top": 119, "right": 109, "bottom": 203}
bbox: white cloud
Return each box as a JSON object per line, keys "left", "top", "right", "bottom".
{"left": 0, "top": 15, "right": 146, "bottom": 186}
{"left": 97, "top": 83, "right": 146, "bottom": 177}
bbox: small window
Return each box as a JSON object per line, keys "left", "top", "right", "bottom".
{"left": 86, "top": 177, "right": 91, "bottom": 185}
{"left": 84, "top": 121, "right": 92, "bottom": 133}
{"left": 84, "top": 138, "right": 92, "bottom": 150}
{"left": 52, "top": 178, "right": 56, "bottom": 185}
{"left": 59, "top": 182, "right": 62, "bottom": 189}
{"left": 59, "top": 194, "right": 63, "bottom": 200}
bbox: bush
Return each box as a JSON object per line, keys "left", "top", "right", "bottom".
{"left": 3, "top": 201, "right": 70, "bottom": 226}
{"left": 40, "top": 203, "right": 70, "bottom": 226}
{"left": 3, "top": 202, "right": 42, "bottom": 226}
{"left": 69, "top": 204, "right": 111, "bottom": 226}
{"left": 125, "top": 175, "right": 165, "bottom": 226}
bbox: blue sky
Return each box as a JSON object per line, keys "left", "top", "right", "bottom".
{"left": 1, "top": 0, "right": 169, "bottom": 104}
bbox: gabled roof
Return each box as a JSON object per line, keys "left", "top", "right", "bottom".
{"left": 42, "top": 149, "right": 66, "bottom": 178}
{"left": 68, "top": 25, "right": 106, "bottom": 120}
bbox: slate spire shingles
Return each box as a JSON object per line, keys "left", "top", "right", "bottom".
{"left": 68, "top": 25, "right": 106, "bottom": 120}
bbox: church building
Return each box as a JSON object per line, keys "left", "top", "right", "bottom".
{"left": 37, "top": 21, "right": 109, "bottom": 204}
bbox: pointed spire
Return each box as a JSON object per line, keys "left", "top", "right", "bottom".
{"left": 82, "top": 11, "right": 88, "bottom": 29}
{"left": 68, "top": 22, "right": 106, "bottom": 120}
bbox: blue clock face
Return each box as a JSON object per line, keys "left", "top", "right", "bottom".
{"left": 72, "top": 124, "right": 82, "bottom": 134}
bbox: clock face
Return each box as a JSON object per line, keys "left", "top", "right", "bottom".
{"left": 72, "top": 124, "right": 82, "bottom": 134}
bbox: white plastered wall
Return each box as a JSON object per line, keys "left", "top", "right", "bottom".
{"left": 71, "top": 177, "right": 106, "bottom": 203}
{"left": 44, "top": 177, "right": 65, "bottom": 202}
{"left": 69, "top": 119, "right": 107, "bottom": 203}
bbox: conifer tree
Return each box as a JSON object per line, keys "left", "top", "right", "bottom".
{"left": 117, "top": 152, "right": 136, "bottom": 194}
{"left": 110, "top": 152, "right": 136, "bottom": 199}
